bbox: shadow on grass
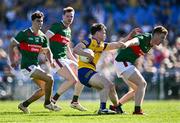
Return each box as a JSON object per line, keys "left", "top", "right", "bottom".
{"left": 0, "top": 111, "right": 51, "bottom": 116}
{"left": 63, "top": 114, "right": 99, "bottom": 117}
{"left": 63, "top": 113, "right": 120, "bottom": 117}
{"left": 0, "top": 111, "right": 117, "bottom": 117}
{"left": 0, "top": 111, "right": 22, "bottom": 115}
{"left": 29, "top": 111, "right": 55, "bottom": 116}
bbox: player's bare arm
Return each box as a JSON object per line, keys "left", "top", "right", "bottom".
{"left": 125, "top": 28, "right": 142, "bottom": 41}
{"left": 73, "top": 42, "right": 94, "bottom": 61}
{"left": 41, "top": 47, "right": 55, "bottom": 68}
{"left": 105, "top": 28, "right": 142, "bottom": 50}
{"left": 123, "top": 37, "right": 140, "bottom": 47}
{"left": 67, "top": 44, "right": 78, "bottom": 63}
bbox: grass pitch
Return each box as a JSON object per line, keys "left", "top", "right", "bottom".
{"left": 0, "top": 100, "right": 179, "bottom": 123}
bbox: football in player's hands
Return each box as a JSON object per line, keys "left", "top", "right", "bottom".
{"left": 79, "top": 48, "right": 94, "bottom": 63}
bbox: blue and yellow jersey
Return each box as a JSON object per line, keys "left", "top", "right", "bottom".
{"left": 78, "top": 38, "right": 109, "bottom": 71}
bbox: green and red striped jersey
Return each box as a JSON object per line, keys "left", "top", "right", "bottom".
{"left": 115, "top": 33, "right": 152, "bottom": 64}
{"left": 48, "top": 21, "right": 71, "bottom": 59}
{"left": 14, "top": 28, "right": 48, "bottom": 69}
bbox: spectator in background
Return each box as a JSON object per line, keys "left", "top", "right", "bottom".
{"left": 0, "top": 38, "right": 8, "bottom": 71}
{"left": 172, "top": 37, "right": 180, "bottom": 68}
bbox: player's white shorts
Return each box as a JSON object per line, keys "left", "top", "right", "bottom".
{"left": 52, "top": 58, "right": 78, "bottom": 73}
{"left": 21, "top": 65, "right": 44, "bottom": 78}
{"left": 114, "top": 61, "right": 137, "bottom": 79}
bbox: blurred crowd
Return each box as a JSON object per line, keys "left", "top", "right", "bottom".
{"left": 0, "top": 0, "right": 179, "bottom": 100}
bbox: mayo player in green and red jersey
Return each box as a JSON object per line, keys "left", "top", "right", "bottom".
{"left": 9, "top": 11, "right": 60, "bottom": 113}
{"left": 46, "top": 7, "right": 86, "bottom": 111}
{"left": 111, "top": 26, "right": 168, "bottom": 115}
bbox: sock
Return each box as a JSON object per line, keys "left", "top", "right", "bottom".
{"left": 71, "top": 95, "right": 79, "bottom": 103}
{"left": 135, "top": 106, "right": 141, "bottom": 112}
{"left": 44, "top": 100, "right": 51, "bottom": 105}
{"left": 100, "top": 102, "right": 106, "bottom": 110}
{"left": 22, "top": 100, "right": 30, "bottom": 107}
{"left": 118, "top": 103, "right": 122, "bottom": 106}
{"left": 116, "top": 105, "right": 124, "bottom": 113}
{"left": 52, "top": 93, "right": 60, "bottom": 102}
{"left": 51, "top": 98, "right": 56, "bottom": 104}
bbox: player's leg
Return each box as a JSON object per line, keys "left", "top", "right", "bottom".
{"left": 72, "top": 82, "right": 84, "bottom": 103}
{"left": 69, "top": 63, "right": 86, "bottom": 111}
{"left": 125, "top": 68, "right": 147, "bottom": 114}
{"left": 18, "top": 79, "right": 45, "bottom": 114}
{"left": 51, "top": 64, "right": 77, "bottom": 104}
{"left": 110, "top": 79, "right": 137, "bottom": 113}
{"left": 114, "top": 61, "right": 143, "bottom": 114}
{"left": 70, "top": 81, "right": 87, "bottom": 111}
{"left": 31, "top": 69, "right": 60, "bottom": 111}
{"left": 118, "top": 78, "right": 137, "bottom": 104}
{"left": 78, "top": 68, "right": 116, "bottom": 114}
{"left": 89, "top": 73, "right": 118, "bottom": 114}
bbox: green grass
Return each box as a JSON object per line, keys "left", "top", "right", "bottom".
{"left": 0, "top": 100, "right": 179, "bottom": 123}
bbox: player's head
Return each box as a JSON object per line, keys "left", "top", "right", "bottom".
{"left": 151, "top": 26, "right": 168, "bottom": 46}
{"left": 62, "top": 6, "right": 75, "bottom": 26}
{"left": 31, "top": 10, "right": 44, "bottom": 30}
{"left": 90, "top": 23, "right": 107, "bottom": 41}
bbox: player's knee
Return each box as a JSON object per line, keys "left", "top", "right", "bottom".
{"left": 72, "top": 78, "right": 78, "bottom": 84}
{"left": 137, "top": 80, "right": 147, "bottom": 89}
{"left": 131, "top": 86, "right": 138, "bottom": 93}
{"left": 104, "top": 81, "right": 114, "bottom": 90}
{"left": 131, "top": 89, "right": 136, "bottom": 94}
{"left": 142, "top": 81, "right": 147, "bottom": 88}
{"left": 46, "top": 75, "right": 54, "bottom": 84}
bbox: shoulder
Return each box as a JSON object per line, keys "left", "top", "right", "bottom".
{"left": 49, "top": 22, "right": 61, "bottom": 29}
{"left": 18, "top": 28, "right": 29, "bottom": 34}
{"left": 134, "top": 33, "right": 151, "bottom": 39}
{"left": 39, "top": 30, "right": 46, "bottom": 36}
{"left": 51, "top": 22, "right": 60, "bottom": 26}
{"left": 81, "top": 38, "right": 92, "bottom": 46}
{"left": 16, "top": 28, "right": 29, "bottom": 37}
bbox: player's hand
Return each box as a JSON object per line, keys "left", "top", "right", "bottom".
{"left": 87, "top": 54, "right": 94, "bottom": 62}
{"left": 119, "top": 42, "right": 127, "bottom": 49}
{"left": 128, "top": 28, "right": 142, "bottom": 39}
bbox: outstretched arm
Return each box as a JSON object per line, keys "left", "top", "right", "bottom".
{"left": 123, "top": 37, "right": 140, "bottom": 47}
{"left": 118, "top": 28, "right": 141, "bottom": 47}
{"left": 105, "top": 28, "right": 142, "bottom": 50}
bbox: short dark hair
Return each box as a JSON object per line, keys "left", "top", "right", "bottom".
{"left": 152, "top": 26, "right": 168, "bottom": 35}
{"left": 63, "top": 6, "right": 74, "bottom": 15}
{"left": 31, "top": 10, "right": 44, "bottom": 21}
{"left": 90, "top": 23, "right": 107, "bottom": 35}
